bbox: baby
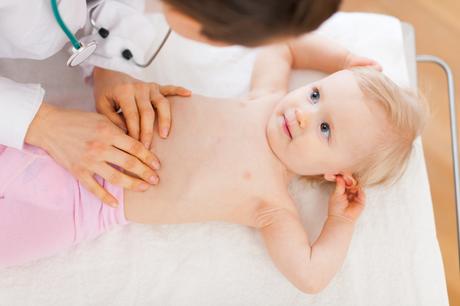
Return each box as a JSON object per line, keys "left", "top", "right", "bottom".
{"left": 0, "top": 36, "right": 427, "bottom": 293}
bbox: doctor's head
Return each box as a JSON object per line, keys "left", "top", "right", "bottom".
{"left": 161, "top": 0, "right": 341, "bottom": 46}
{"left": 266, "top": 68, "right": 428, "bottom": 187}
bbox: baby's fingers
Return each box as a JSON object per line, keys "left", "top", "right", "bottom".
{"left": 347, "top": 190, "right": 366, "bottom": 217}
{"left": 372, "top": 62, "right": 383, "bottom": 72}
{"left": 334, "top": 176, "right": 346, "bottom": 196}
{"left": 346, "top": 54, "right": 382, "bottom": 72}
{"left": 354, "top": 188, "right": 366, "bottom": 205}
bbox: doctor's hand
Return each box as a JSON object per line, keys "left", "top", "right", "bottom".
{"left": 25, "top": 103, "right": 160, "bottom": 206}
{"left": 93, "top": 67, "right": 191, "bottom": 149}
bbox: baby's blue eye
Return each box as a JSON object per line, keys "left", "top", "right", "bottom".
{"left": 310, "top": 87, "right": 320, "bottom": 103}
{"left": 320, "top": 122, "right": 330, "bottom": 139}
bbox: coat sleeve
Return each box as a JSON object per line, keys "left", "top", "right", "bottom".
{"left": 0, "top": 76, "right": 44, "bottom": 149}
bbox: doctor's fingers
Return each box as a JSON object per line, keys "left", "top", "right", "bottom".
{"left": 102, "top": 146, "right": 159, "bottom": 186}
{"left": 115, "top": 94, "right": 141, "bottom": 141}
{"left": 78, "top": 172, "right": 118, "bottom": 207}
{"left": 112, "top": 132, "right": 161, "bottom": 171}
{"left": 135, "top": 90, "right": 156, "bottom": 149}
{"left": 150, "top": 89, "right": 171, "bottom": 139}
{"left": 96, "top": 96, "right": 128, "bottom": 132}
{"left": 92, "top": 162, "right": 155, "bottom": 193}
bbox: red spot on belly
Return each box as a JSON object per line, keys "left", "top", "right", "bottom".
{"left": 243, "top": 171, "right": 252, "bottom": 180}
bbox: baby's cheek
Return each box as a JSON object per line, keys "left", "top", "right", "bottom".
{"left": 286, "top": 145, "right": 309, "bottom": 173}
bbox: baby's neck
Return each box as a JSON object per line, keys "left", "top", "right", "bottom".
{"left": 264, "top": 134, "right": 298, "bottom": 184}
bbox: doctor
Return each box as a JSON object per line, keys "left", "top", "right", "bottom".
{"left": 0, "top": 0, "right": 341, "bottom": 205}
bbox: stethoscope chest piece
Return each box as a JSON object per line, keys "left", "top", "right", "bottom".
{"left": 67, "top": 41, "right": 97, "bottom": 67}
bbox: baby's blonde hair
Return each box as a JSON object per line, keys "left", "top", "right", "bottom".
{"left": 349, "top": 67, "right": 429, "bottom": 187}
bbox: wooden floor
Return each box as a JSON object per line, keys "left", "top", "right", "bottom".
{"left": 341, "top": 0, "right": 460, "bottom": 304}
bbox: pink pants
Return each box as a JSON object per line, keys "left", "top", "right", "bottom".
{"left": 0, "top": 145, "right": 127, "bottom": 268}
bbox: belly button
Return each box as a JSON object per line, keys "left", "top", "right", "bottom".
{"left": 0, "top": 195, "right": 4, "bottom": 200}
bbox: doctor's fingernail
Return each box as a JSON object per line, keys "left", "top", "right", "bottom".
{"left": 160, "top": 128, "right": 169, "bottom": 138}
{"left": 151, "top": 160, "right": 160, "bottom": 170}
{"left": 149, "top": 176, "right": 159, "bottom": 184}
{"left": 106, "top": 198, "right": 118, "bottom": 207}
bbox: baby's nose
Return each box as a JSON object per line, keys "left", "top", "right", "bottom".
{"left": 295, "top": 108, "right": 308, "bottom": 128}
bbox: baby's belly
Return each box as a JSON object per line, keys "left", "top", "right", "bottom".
{"left": 123, "top": 95, "right": 283, "bottom": 226}
{"left": 124, "top": 169, "right": 261, "bottom": 226}
{"left": 124, "top": 134, "right": 286, "bottom": 226}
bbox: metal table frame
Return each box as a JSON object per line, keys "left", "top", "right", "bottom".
{"left": 403, "top": 23, "right": 459, "bottom": 267}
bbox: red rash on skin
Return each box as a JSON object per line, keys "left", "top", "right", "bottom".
{"left": 243, "top": 171, "right": 252, "bottom": 180}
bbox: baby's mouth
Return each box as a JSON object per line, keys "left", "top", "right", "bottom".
{"left": 282, "top": 114, "right": 293, "bottom": 140}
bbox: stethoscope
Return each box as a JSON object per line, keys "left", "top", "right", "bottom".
{"left": 50, "top": 0, "right": 171, "bottom": 67}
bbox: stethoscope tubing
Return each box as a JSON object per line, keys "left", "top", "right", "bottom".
{"left": 135, "top": 28, "right": 171, "bottom": 68}
{"left": 50, "top": 0, "right": 81, "bottom": 50}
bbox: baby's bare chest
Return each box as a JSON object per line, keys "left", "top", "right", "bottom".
{"left": 141, "top": 97, "right": 288, "bottom": 225}
{"left": 147, "top": 136, "right": 286, "bottom": 225}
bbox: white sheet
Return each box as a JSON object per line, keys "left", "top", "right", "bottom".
{"left": 0, "top": 13, "right": 449, "bottom": 306}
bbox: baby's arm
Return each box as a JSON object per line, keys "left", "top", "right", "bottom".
{"left": 257, "top": 177, "right": 365, "bottom": 293}
{"left": 249, "top": 33, "right": 380, "bottom": 97}
{"left": 285, "top": 33, "right": 380, "bottom": 73}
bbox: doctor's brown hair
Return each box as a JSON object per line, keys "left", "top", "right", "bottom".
{"left": 162, "top": 0, "right": 342, "bottom": 46}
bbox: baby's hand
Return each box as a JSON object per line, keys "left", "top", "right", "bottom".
{"left": 328, "top": 176, "right": 366, "bottom": 223}
{"left": 343, "top": 52, "right": 382, "bottom": 72}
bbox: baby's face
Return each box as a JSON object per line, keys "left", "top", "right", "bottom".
{"left": 266, "top": 70, "right": 386, "bottom": 177}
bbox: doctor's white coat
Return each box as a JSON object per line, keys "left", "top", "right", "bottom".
{"left": 0, "top": 0, "right": 156, "bottom": 149}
